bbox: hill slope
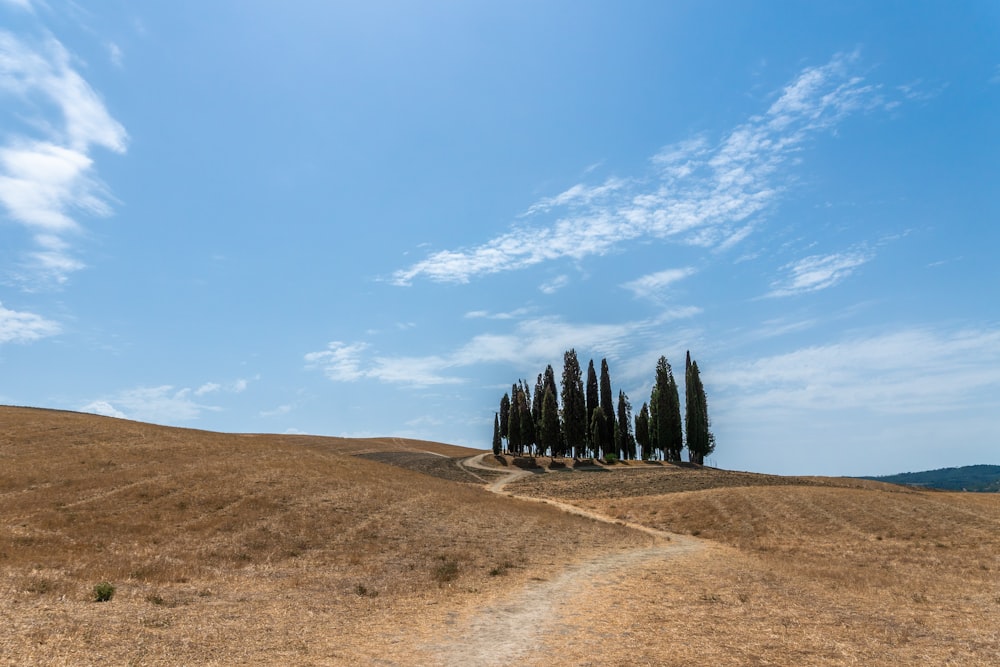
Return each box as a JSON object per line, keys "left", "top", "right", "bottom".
{"left": 3, "top": 407, "right": 1000, "bottom": 666}
{"left": 0, "top": 406, "right": 644, "bottom": 665}
{"left": 860, "top": 464, "right": 1000, "bottom": 492}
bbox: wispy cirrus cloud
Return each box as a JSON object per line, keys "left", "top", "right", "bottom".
{"left": 0, "top": 300, "right": 59, "bottom": 342}
{"left": 306, "top": 310, "right": 700, "bottom": 388}
{"left": 0, "top": 28, "right": 127, "bottom": 285}
{"left": 622, "top": 267, "right": 696, "bottom": 299}
{"left": 715, "top": 327, "right": 1000, "bottom": 415}
{"left": 392, "top": 52, "right": 891, "bottom": 286}
{"left": 766, "top": 248, "right": 873, "bottom": 297}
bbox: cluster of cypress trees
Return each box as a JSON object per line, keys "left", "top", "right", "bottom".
{"left": 491, "top": 349, "right": 715, "bottom": 464}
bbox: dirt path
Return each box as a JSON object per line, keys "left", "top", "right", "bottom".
{"left": 424, "top": 454, "right": 704, "bottom": 667}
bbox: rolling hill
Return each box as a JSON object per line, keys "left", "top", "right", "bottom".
{"left": 860, "top": 464, "right": 1000, "bottom": 492}
{"left": 2, "top": 405, "right": 999, "bottom": 666}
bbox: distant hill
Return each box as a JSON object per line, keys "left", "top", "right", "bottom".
{"left": 860, "top": 465, "right": 1000, "bottom": 492}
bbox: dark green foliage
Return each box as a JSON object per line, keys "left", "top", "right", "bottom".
{"left": 540, "top": 387, "right": 561, "bottom": 457}
{"left": 684, "top": 351, "right": 714, "bottom": 465}
{"left": 492, "top": 413, "right": 502, "bottom": 456}
{"left": 599, "top": 359, "right": 616, "bottom": 459}
{"left": 93, "top": 581, "right": 115, "bottom": 602}
{"left": 518, "top": 382, "right": 536, "bottom": 456}
{"left": 652, "top": 356, "right": 683, "bottom": 461}
{"left": 617, "top": 390, "right": 635, "bottom": 460}
{"left": 561, "top": 349, "right": 587, "bottom": 457}
{"left": 499, "top": 393, "right": 511, "bottom": 447}
{"left": 507, "top": 385, "right": 522, "bottom": 456}
{"left": 635, "top": 402, "right": 650, "bottom": 460}
{"left": 585, "top": 360, "right": 599, "bottom": 457}
{"left": 589, "top": 406, "right": 607, "bottom": 460}
{"left": 860, "top": 465, "right": 1000, "bottom": 492}
{"left": 532, "top": 373, "right": 545, "bottom": 430}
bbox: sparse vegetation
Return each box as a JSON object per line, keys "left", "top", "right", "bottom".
{"left": 2, "top": 406, "right": 998, "bottom": 665}
{"left": 92, "top": 581, "right": 115, "bottom": 602}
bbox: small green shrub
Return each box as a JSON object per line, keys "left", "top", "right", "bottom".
{"left": 604, "top": 453, "right": 618, "bottom": 464}
{"left": 92, "top": 581, "right": 115, "bottom": 602}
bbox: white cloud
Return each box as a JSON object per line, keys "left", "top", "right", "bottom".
{"left": 195, "top": 382, "right": 221, "bottom": 396}
{"left": 766, "top": 248, "right": 872, "bottom": 297}
{"left": 539, "top": 274, "right": 569, "bottom": 294}
{"left": 710, "top": 326, "right": 1000, "bottom": 475}
{"left": 715, "top": 327, "right": 1000, "bottom": 415}
{"left": 81, "top": 386, "right": 217, "bottom": 424}
{"left": 304, "top": 341, "right": 370, "bottom": 381}
{"left": 622, "top": 267, "right": 696, "bottom": 299}
{"left": 106, "top": 42, "right": 123, "bottom": 69}
{"left": 393, "top": 53, "right": 893, "bottom": 286}
{"left": 306, "top": 310, "right": 701, "bottom": 389}
{"left": 0, "top": 30, "right": 127, "bottom": 284}
{"left": 464, "top": 308, "right": 531, "bottom": 320}
{"left": 0, "top": 300, "right": 59, "bottom": 342}
{"left": 81, "top": 400, "right": 126, "bottom": 419}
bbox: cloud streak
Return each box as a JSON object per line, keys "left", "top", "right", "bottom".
{"left": 766, "top": 248, "right": 873, "bottom": 297}
{"left": 306, "top": 310, "right": 700, "bottom": 388}
{"left": 392, "top": 52, "right": 889, "bottom": 286}
{"left": 0, "top": 301, "right": 59, "bottom": 343}
{"left": 714, "top": 327, "right": 1000, "bottom": 415}
{"left": 0, "top": 29, "right": 127, "bottom": 285}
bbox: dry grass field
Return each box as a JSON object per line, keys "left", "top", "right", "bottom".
{"left": 2, "top": 406, "right": 999, "bottom": 665}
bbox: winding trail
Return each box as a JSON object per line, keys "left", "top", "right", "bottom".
{"left": 426, "top": 454, "right": 704, "bottom": 667}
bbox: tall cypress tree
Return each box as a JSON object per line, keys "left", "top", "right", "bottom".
{"left": 666, "top": 366, "right": 683, "bottom": 461}
{"left": 499, "top": 393, "right": 511, "bottom": 451}
{"left": 508, "top": 384, "right": 522, "bottom": 455}
{"left": 590, "top": 406, "right": 606, "bottom": 460}
{"left": 532, "top": 373, "right": 545, "bottom": 429}
{"left": 617, "top": 390, "right": 635, "bottom": 460}
{"left": 540, "top": 386, "right": 561, "bottom": 458}
{"left": 585, "top": 360, "right": 599, "bottom": 458}
{"left": 636, "top": 402, "right": 651, "bottom": 460}
{"left": 652, "top": 357, "right": 683, "bottom": 461}
{"left": 599, "top": 358, "right": 616, "bottom": 458}
{"left": 518, "top": 382, "right": 536, "bottom": 456}
{"left": 561, "top": 349, "right": 587, "bottom": 458}
{"left": 685, "top": 351, "right": 715, "bottom": 465}
{"left": 492, "top": 413, "right": 502, "bottom": 456}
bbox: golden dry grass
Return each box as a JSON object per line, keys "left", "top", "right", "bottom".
{"left": 0, "top": 407, "right": 646, "bottom": 665}
{"left": 505, "top": 462, "right": 1000, "bottom": 666}
{"left": 3, "top": 407, "right": 999, "bottom": 665}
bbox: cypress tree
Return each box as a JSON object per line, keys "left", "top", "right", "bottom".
{"left": 561, "top": 349, "right": 587, "bottom": 458}
{"left": 589, "top": 406, "right": 606, "bottom": 461}
{"left": 636, "top": 402, "right": 651, "bottom": 460}
{"left": 532, "top": 373, "right": 545, "bottom": 429}
{"left": 685, "top": 352, "right": 715, "bottom": 465}
{"left": 653, "top": 356, "right": 683, "bottom": 461}
{"left": 492, "top": 413, "right": 502, "bottom": 456}
{"left": 518, "top": 382, "right": 536, "bottom": 456}
{"left": 666, "top": 367, "right": 683, "bottom": 461}
{"left": 540, "top": 386, "right": 561, "bottom": 458}
{"left": 499, "top": 393, "right": 511, "bottom": 451}
{"left": 599, "top": 358, "right": 616, "bottom": 458}
{"left": 585, "top": 360, "right": 599, "bottom": 458}
{"left": 508, "top": 385, "right": 522, "bottom": 456}
{"left": 617, "top": 390, "right": 635, "bottom": 460}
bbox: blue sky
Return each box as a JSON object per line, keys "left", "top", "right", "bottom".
{"left": 1, "top": 1, "right": 998, "bottom": 476}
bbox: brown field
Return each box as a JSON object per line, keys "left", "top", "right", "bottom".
{"left": 2, "top": 407, "right": 999, "bottom": 665}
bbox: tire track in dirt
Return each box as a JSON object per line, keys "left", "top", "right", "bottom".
{"left": 424, "top": 454, "right": 704, "bottom": 667}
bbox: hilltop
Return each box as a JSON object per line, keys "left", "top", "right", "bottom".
{"left": 2, "top": 406, "right": 999, "bottom": 665}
